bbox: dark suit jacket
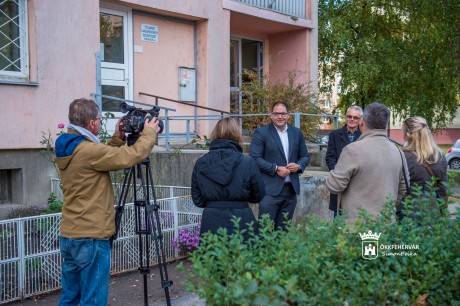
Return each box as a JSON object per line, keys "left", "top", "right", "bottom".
{"left": 325, "top": 124, "right": 361, "bottom": 211}
{"left": 249, "top": 123, "right": 309, "bottom": 196}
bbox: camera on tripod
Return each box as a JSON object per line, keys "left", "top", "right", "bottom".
{"left": 119, "top": 102, "right": 164, "bottom": 134}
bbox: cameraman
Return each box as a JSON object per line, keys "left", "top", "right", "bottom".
{"left": 55, "top": 98, "right": 160, "bottom": 306}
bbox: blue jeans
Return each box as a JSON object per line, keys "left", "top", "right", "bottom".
{"left": 59, "top": 237, "right": 111, "bottom": 306}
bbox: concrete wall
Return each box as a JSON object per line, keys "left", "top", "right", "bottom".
{"left": 295, "top": 171, "right": 331, "bottom": 223}
{"left": 150, "top": 152, "right": 332, "bottom": 224}
{"left": 0, "top": 150, "right": 56, "bottom": 205}
{"left": 1, "top": 0, "right": 99, "bottom": 150}
{"left": 0, "top": 148, "right": 326, "bottom": 206}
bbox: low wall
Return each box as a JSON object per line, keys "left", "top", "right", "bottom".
{"left": 249, "top": 170, "right": 331, "bottom": 223}
{"left": 295, "top": 171, "right": 331, "bottom": 222}
{"left": 0, "top": 148, "right": 328, "bottom": 210}
{"left": 151, "top": 147, "right": 327, "bottom": 187}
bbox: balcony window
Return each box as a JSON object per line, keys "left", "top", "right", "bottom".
{"left": 0, "top": 0, "right": 28, "bottom": 81}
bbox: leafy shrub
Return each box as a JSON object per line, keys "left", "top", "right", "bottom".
{"left": 448, "top": 171, "right": 460, "bottom": 187}
{"left": 184, "top": 184, "right": 459, "bottom": 305}
{"left": 6, "top": 205, "right": 45, "bottom": 219}
{"left": 41, "top": 192, "right": 63, "bottom": 214}
{"left": 240, "top": 68, "right": 324, "bottom": 136}
{"left": 6, "top": 193, "right": 63, "bottom": 219}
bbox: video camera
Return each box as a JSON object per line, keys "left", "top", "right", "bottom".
{"left": 119, "top": 102, "right": 164, "bottom": 134}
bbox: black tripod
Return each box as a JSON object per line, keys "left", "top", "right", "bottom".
{"left": 112, "top": 135, "right": 173, "bottom": 306}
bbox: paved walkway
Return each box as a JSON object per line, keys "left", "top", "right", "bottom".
{"left": 151, "top": 293, "right": 205, "bottom": 306}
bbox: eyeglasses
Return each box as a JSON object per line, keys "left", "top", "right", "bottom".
{"left": 346, "top": 115, "right": 361, "bottom": 120}
{"left": 272, "top": 112, "right": 288, "bottom": 118}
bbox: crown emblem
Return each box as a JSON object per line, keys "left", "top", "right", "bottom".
{"left": 359, "top": 230, "right": 381, "bottom": 241}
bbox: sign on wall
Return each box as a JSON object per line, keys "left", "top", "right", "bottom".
{"left": 141, "top": 24, "right": 158, "bottom": 43}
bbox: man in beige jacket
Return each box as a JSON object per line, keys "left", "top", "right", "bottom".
{"left": 55, "top": 98, "right": 161, "bottom": 306}
{"left": 326, "top": 102, "right": 409, "bottom": 223}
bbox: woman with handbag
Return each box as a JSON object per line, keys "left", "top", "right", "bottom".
{"left": 400, "top": 116, "right": 448, "bottom": 220}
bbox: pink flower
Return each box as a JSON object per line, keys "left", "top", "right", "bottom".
{"left": 58, "top": 123, "right": 65, "bottom": 129}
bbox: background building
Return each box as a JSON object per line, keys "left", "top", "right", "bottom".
{"left": 0, "top": 0, "right": 318, "bottom": 205}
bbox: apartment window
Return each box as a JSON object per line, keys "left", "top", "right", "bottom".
{"left": 0, "top": 0, "right": 28, "bottom": 81}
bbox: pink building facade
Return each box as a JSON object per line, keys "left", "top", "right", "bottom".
{"left": 0, "top": 0, "right": 318, "bottom": 204}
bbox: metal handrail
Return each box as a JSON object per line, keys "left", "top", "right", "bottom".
{"left": 90, "top": 93, "right": 343, "bottom": 152}
{"left": 91, "top": 93, "right": 176, "bottom": 112}
{"left": 139, "top": 92, "right": 229, "bottom": 115}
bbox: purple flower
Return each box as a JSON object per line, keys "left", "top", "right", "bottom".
{"left": 58, "top": 123, "right": 65, "bottom": 129}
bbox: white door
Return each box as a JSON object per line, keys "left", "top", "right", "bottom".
{"left": 100, "top": 6, "right": 132, "bottom": 132}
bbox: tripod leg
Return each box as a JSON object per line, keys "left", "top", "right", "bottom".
{"left": 145, "top": 165, "right": 173, "bottom": 306}
{"left": 133, "top": 164, "right": 151, "bottom": 306}
{"left": 112, "top": 167, "right": 134, "bottom": 243}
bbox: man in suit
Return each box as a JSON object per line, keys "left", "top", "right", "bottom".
{"left": 325, "top": 105, "right": 363, "bottom": 217}
{"left": 250, "top": 102, "right": 310, "bottom": 230}
{"left": 326, "top": 102, "right": 408, "bottom": 223}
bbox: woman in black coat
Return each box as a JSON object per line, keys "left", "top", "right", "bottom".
{"left": 401, "top": 116, "right": 448, "bottom": 219}
{"left": 191, "top": 117, "right": 265, "bottom": 240}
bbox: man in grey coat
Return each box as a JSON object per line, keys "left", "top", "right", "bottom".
{"left": 326, "top": 102, "right": 409, "bottom": 223}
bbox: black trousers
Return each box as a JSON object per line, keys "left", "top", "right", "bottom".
{"left": 258, "top": 183, "right": 297, "bottom": 230}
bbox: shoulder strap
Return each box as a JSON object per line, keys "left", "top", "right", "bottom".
{"left": 422, "top": 162, "right": 435, "bottom": 177}
{"left": 422, "top": 162, "right": 439, "bottom": 186}
{"left": 398, "top": 149, "right": 410, "bottom": 195}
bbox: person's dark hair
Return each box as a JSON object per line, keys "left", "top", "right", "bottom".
{"left": 68, "top": 98, "right": 99, "bottom": 128}
{"left": 211, "top": 117, "right": 243, "bottom": 144}
{"left": 271, "top": 102, "right": 289, "bottom": 112}
{"left": 363, "top": 102, "right": 390, "bottom": 130}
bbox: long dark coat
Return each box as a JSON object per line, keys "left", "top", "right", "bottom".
{"left": 402, "top": 151, "right": 448, "bottom": 217}
{"left": 325, "top": 125, "right": 361, "bottom": 212}
{"left": 191, "top": 139, "right": 265, "bottom": 239}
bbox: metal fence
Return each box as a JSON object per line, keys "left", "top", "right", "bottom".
{"left": 0, "top": 187, "right": 201, "bottom": 304}
{"left": 51, "top": 178, "right": 191, "bottom": 203}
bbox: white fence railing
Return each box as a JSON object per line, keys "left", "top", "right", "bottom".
{"left": 51, "top": 178, "right": 191, "bottom": 202}
{"left": 0, "top": 187, "right": 202, "bottom": 304}
{"left": 232, "top": 0, "right": 306, "bottom": 18}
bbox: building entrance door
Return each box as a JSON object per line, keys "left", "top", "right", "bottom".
{"left": 230, "top": 38, "right": 263, "bottom": 115}
{"left": 99, "top": 6, "right": 132, "bottom": 132}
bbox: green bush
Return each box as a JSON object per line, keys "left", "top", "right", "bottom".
{"left": 6, "top": 205, "right": 45, "bottom": 219}
{"left": 41, "top": 192, "right": 63, "bottom": 215}
{"left": 184, "top": 184, "right": 459, "bottom": 305}
{"left": 5, "top": 193, "right": 63, "bottom": 219}
{"left": 448, "top": 171, "right": 460, "bottom": 187}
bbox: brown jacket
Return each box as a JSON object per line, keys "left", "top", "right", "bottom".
{"left": 55, "top": 128, "right": 157, "bottom": 239}
{"left": 326, "top": 129, "right": 409, "bottom": 223}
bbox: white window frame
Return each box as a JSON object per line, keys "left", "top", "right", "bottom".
{"left": 0, "top": 0, "right": 29, "bottom": 81}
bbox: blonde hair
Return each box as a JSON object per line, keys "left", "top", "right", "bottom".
{"left": 211, "top": 117, "right": 243, "bottom": 144}
{"left": 402, "top": 116, "right": 442, "bottom": 164}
